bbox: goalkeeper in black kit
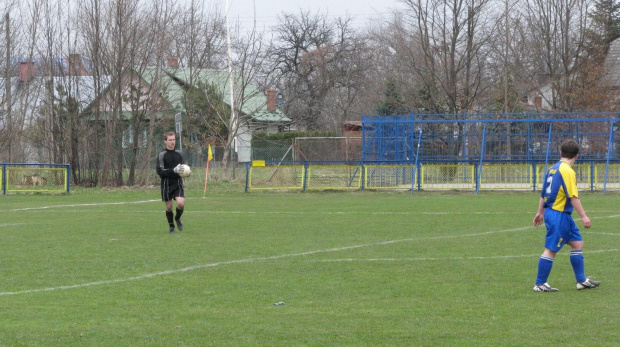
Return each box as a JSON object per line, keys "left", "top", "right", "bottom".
{"left": 156, "top": 132, "right": 187, "bottom": 233}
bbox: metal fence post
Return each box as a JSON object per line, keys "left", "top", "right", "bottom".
{"left": 604, "top": 120, "right": 615, "bottom": 194}
{"left": 476, "top": 124, "right": 487, "bottom": 194}
{"left": 303, "top": 162, "right": 309, "bottom": 192}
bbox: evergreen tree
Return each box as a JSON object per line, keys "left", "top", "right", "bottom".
{"left": 375, "top": 78, "right": 407, "bottom": 115}
{"left": 182, "top": 81, "right": 230, "bottom": 145}
{"left": 587, "top": 0, "right": 620, "bottom": 55}
{"left": 573, "top": 0, "right": 620, "bottom": 110}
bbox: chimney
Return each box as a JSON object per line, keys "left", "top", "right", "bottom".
{"left": 68, "top": 54, "right": 87, "bottom": 76}
{"left": 266, "top": 88, "right": 277, "bottom": 111}
{"left": 534, "top": 96, "right": 542, "bottom": 108}
{"left": 167, "top": 56, "right": 179, "bottom": 68}
{"left": 19, "top": 61, "right": 35, "bottom": 83}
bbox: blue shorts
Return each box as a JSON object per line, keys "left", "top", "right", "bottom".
{"left": 543, "top": 209, "right": 583, "bottom": 252}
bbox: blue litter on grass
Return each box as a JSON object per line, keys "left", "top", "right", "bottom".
{"left": 274, "top": 302, "right": 285, "bottom": 306}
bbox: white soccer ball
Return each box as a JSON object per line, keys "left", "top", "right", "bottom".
{"left": 179, "top": 164, "right": 191, "bottom": 178}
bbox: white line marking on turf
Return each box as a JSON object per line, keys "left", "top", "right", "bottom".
{"left": 0, "top": 223, "right": 584, "bottom": 297}
{"left": 0, "top": 242, "right": 395, "bottom": 296}
{"left": 303, "top": 248, "right": 620, "bottom": 263}
{"left": 3, "top": 245, "right": 619, "bottom": 297}
{"left": 6, "top": 198, "right": 619, "bottom": 219}
{"left": 0, "top": 223, "right": 25, "bottom": 228}
{"left": 582, "top": 231, "right": 620, "bottom": 236}
{"left": 598, "top": 214, "right": 620, "bottom": 219}
{"left": 189, "top": 210, "right": 527, "bottom": 215}
{"left": 10, "top": 200, "right": 159, "bottom": 211}
{"left": 0, "top": 226, "right": 534, "bottom": 296}
{"left": 1, "top": 211, "right": 617, "bottom": 296}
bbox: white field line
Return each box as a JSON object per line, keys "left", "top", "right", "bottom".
{"left": 1, "top": 222, "right": 618, "bottom": 297}
{"left": 5, "top": 199, "right": 617, "bottom": 218}
{"left": 597, "top": 214, "right": 620, "bottom": 219}
{"left": 1, "top": 200, "right": 618, "bottom": 296}
{"left": 0, "top": 227, "right": 531, "bottom": 296}
{"left": 304, "top": 248, "right": 620, "bottom": 263}
{"left": 0, "top": 239, "right": 412, "bottom": 296}
{"left": 0, "top": 223, "right": 25, "bottom": 228}
{"left": 8, "top": 200, "right": 159, "bottom": 211}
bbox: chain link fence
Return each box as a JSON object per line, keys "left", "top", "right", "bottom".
{"left": 251, "top": 137, "right": 362, "bottom": 162}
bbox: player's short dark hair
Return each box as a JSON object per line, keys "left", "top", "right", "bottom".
{"left": 164, "top": 132, "right": 175, "bottom": 140}
{"left": 560, "top": 139, "right": 579, "bottom": 159}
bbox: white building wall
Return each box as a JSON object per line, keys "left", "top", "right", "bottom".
{"left": 236, "top": 124, "right": 252, "bottom": 163}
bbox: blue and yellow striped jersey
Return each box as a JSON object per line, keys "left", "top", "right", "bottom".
{"left": 540, "top": 160, "right": 578, "bottom": 213}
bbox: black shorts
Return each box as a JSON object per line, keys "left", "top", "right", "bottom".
{"left": 161, "top": 177, "right": 185, "bottom": 202}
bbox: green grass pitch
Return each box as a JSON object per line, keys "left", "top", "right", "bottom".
{"left": 1, "top": 183, "right": 618, "bottom": 346}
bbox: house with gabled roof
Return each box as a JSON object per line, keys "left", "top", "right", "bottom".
{"left": 599, "top": 37, "right": 620, "bottom": 103}
{"left": 0, "top": 56, "right": 112, "bottom": 163}
{"left": 526, "top": 37, "right": 620, "bottom": 112}
{"left": 146, "top": 66, "right": 290, "bottom": 129}
{"left": 95, "top": 61, "right": 291, "bottom": 162}
{"left": 2, "top": 54, "right": 290, "bottom": 163}
{"left": 1, "top": 56, "right": 105, "bottom": 120}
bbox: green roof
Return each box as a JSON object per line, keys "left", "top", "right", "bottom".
{"left": 140, "top": 67, "right": 290, "bottom": 123}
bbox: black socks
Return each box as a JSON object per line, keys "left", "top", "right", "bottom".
{"left": 166, "top": 211, "right": 174, "bottom": 227}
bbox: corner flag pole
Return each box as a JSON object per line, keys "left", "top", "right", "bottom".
{"left": 203, "top": 144, "right": 214, "bottom": 198}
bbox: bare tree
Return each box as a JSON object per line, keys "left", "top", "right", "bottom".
{"left": 0, "top": 0, "right": 24, "bottom": 162}
{"left": 271, "top": 10, "right": 363, "bottom": 131}
{"left": 136, "top": 0, "right": 179, "bottom": 186}
{"left": 121, "top": 1, "right": 180, "bottom": 186}
{"left": 182, "top": 20, "right": 276, "bottom": 176}
{"left": 523, "top": 0, "right": 591, "bottom": 111}
{"left": 320, "top": 19, "right": 371, "bottom": 129}
{"left": 170, "top": 0, "right": 227, "bottom": 71}
{"left": 5, "top": 0, "right": 79, "bottom": 167}
{"left": 76, "top": 0, "right": 105, "bottom": 185}
{"left": 573, "top": 0, "right": 620, "bottom": 110}
{"left": 399, "top": 0, "right": 496, "bottom": 114}
{"left": 168, "top": 0, "right": 227, "bottom": 171}
{"left": 484, "top": 0, "right": 538, "bottom": 158}
{"left": 82, "top": 0, "right": 154, "bottom": 186}
{"left": 365, "top": 12, "right": 430, "bottom": 113}
{"left": 223, "top": 27, "right": 271, "bottom": 171}
{"left": 388, "top": 0, "right": 498, "bottom": 160}
{"left": 485, "top": 0, "right": 537, "bottom": 113}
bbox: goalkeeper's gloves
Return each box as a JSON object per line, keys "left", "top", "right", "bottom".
{"left": 173, "top": 164, "right": 184, "bottom": 174}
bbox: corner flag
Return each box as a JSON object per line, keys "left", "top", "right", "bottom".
{"left": 207, "top": 144, "right": 214, "bottom": 161}
{"left": 204, "top": 144, "right": 213, "bottom": 197}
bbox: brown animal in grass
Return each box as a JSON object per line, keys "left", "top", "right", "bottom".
{"left": 21, "top": 175, "right": 47, "bottom": 186}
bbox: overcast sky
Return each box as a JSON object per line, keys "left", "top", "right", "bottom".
{"left": 226, "top": 0, "right": 405, "bottom": 34}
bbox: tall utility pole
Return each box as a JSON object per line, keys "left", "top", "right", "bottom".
{"left": 504, "top": 0, "right": 512, "bottom": 158}
{"left": 225, "top": 0, "right": 237, "bottom": 160}
{"left": 5, "top": 12, "right": 11, "bottom": 162}
{"left": 503, "top": 0, "right": 508, "bottom": 114}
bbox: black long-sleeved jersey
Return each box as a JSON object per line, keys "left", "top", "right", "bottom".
{"left": 156, "top": 148, "right": 186, "bottom": 201}
{"left": 156, "top": 148, "right": 185, "bottom": 178}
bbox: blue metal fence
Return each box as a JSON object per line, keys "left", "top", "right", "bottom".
{"left": 245, "top": 114, "right": 620, "bottom": 193}
{"left": 360, "top": 114, "right": 619, "bottom": 193}
{"left": 362, "top": 114, "right": 618, "bottom": 163}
